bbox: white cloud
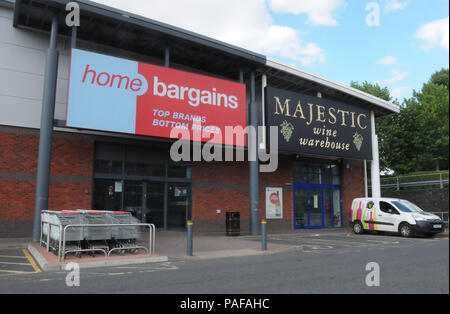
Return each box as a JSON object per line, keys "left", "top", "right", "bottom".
{"left": 375, "top": 69, "right": 409, "bottom": 85}
{"left": 390, "top": 86, "right": 411, "bottom": 100}
{"left": 385, "top": 1, "right": 409, "bottom": 12}
{"left": 416, "top": 17, "right": 449, "bottom": 51}
{"left": 269, "top": 0, "right": 345, "bottom": 26}
{"left": 92, "top": 0, "right": 326, "bottom": 67}
{"left": 376, "top": 55, "right": 398, "bottom": 66}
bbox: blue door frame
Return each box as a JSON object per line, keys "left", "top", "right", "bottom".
{"left": 293, "top": 182, "right": 342, "bottom": 229}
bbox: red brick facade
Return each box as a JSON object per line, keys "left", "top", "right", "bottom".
{"left": 340, "top": 159, "right": 366, "bottom": 226}
{"left": 0, "top": 126, "right": 365, "bottom": 237}
{"left": 0, "top": 128, "right": 94, "bottom": 236}
{"left": 191, "top": 160, "right": 295, "bottom": 233}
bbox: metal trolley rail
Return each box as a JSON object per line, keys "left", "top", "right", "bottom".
{"left": 41, "top": 221, "right": 155, "bottom": 262}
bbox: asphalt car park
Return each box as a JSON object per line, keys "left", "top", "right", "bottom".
{"left": 255, "top": 231, "right": 449, "bottom": 254}
{"left": 0, "top": 248, "right": 41, "bottom": 276}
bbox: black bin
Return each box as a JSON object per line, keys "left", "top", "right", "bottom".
{"left": 226, "top": 212, "right": 240, "bottom": 236}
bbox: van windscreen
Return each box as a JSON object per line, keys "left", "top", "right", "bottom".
{"left": 392, "top": 201, "right": 412, "bottom": 213}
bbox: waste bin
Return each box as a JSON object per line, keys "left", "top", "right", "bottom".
{"left": 226, "top": 212, "right": 240, "bottom": 236}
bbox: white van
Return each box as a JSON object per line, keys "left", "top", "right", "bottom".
{"left": 350, "top": 198, "right": 445, "bottom": 237}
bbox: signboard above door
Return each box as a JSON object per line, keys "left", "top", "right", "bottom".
{"left": 265, "top": 86, "right": 373, "bottom": 160}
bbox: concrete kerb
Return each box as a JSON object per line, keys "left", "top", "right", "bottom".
{"left": 27, "top": 243, "right": 168, "bottom": 272}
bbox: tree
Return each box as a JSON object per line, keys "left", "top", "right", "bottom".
{"left": 413, "top": 71, "right": 449, "bottom": 170}
{"left": 351, "top": 70, "right": 449, "bottom": 174}
{"left": 350, "top": 81, "right": 398, "bottom": 173}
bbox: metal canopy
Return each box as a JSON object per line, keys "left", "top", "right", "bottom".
{"left": 13, "top": 0, "right": 266, "bottom": 80}
{"left": 12, "top": 0, "right": 399, "bottom": 116}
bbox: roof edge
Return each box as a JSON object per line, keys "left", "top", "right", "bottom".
{"left": 266, "top": 58, "right": 400, "bottom": 114}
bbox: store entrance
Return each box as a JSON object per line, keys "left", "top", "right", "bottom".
{"left": 294, "top": 184, "right": 342, "bottom": 228}
{"left": 94, "top": 179, "right": 191, "bottom": 229}
{"left": 293, "top": 161, "right": 343, "bottom": 229}
{"left": 92, "top": 142, "right": 192, "bottom": 230}
{"left": 123, "top": 180, "right": 165, "bottom": 228}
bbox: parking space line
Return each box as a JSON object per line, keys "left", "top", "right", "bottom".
{"left": 0, "top": 270, "right": 36, "bottom": 274}
{"left": 0, "top": 255, "right": 27, "bottom": 259}
{"left": 0, "top": 261, "right": 32, "bottom": 266}
{"left": 22, "top": 249, "right": 41, "bottom": 273}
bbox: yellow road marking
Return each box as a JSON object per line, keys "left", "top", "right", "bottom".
{"left": 22, "top": 249, "right": 41, "bottom": 273}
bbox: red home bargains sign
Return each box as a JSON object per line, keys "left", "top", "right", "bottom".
{"left": 66, "top": 49, "right": 247, "bottom": 146}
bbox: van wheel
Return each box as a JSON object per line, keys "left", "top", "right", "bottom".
{"left": 399, "top": 223, "right": 414, "bottom": 238}
{"left": 353, "top": 221, "right": 364, "bottom": 235}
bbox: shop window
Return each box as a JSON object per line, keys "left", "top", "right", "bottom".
{"left": 168, "top": 165, "right": 192, "bottom": 179}
{"left": 125, "top": 162, "right": 165, "bottom": 176}
{"left": 294, "top": 162, "right": 340, "bottom": 185}
{"left": 94, "top": 160, "right": 123, "bottom": 174}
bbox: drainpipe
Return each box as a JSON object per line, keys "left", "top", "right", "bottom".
{"left": 32, "top": 15, "right": 60, "bottom": 242}
{"left": 364, "top": 160, "right": 368, "bottom": 197}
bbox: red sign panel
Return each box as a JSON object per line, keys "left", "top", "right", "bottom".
{"left": 66, "top": 49, "right": 247, "bottom": 146}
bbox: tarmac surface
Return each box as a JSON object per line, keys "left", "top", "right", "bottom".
{"left": 0, "top": 230, "right": 447, "bottom": 294}
{"left": 0, "top": 228, "right": 447, "bottom": 273}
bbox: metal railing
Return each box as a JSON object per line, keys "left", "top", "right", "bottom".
{"left": 369, "top": 172, "right": 449, "bottom": 190}
{"left": 41, "top": 221, "right": 155, "bottom": 262}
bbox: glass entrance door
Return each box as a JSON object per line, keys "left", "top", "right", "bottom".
{"left": 122, "top": 180, "right": 165, "bottom": 228}
{"left": 294, "top": 185, "right": 323, "bottom": 228}
{"left": 167, "top": 184, "right": 191, "bottom": 229}
{"left": 294, "top": 184, "right": 341, "bottom": 229}
{"left": 308, "top": 189, "right": 323, "bottom": 227}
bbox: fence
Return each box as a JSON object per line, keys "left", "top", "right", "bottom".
{"left": 369, "top": 172, "right": 449, "bottom": 190}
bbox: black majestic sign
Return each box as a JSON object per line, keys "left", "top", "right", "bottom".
{"left": 265, "top": 86, "right": 373, "bottom": 160}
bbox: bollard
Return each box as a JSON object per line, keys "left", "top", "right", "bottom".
{"left": 261, "top": 220, "right": 267, "bottom": 251}
{"left": 187, "top": 220, "right": 193, "bottom": 256}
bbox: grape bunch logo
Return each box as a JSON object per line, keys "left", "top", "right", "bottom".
{"left": 353, "top": 132, "right": 364, "bottom": 151}
{"left": 280, "top": 120, "right": 294, "bottom": 142}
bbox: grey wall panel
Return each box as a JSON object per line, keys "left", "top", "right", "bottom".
{"left": 0, "top": 68, "right": 68, "bottom": 105}
{"left": 0, "top": 95, "right": 67, "bottom": 129}
{"left": 0, "top": 6, "right": 70, "bottom": 129}
{"left": 0, "top": 95, "right": 42, "bottom": 128}
{"left": 0, "top": 8, "right": 66, "bottom": 51}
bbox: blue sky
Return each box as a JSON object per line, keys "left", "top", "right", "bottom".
{"left": 94, "top": 0, "right": 449, "bottom": 102}
{"left": 267, "top": 0, "right": 449, "bottom": 101}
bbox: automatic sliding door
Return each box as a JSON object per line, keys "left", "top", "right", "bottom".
{"left": 308, "top": 189, "right": 323, "bottom": 227}
{"left": 167, "top": 184, "right": 190, "bottom": 229}
{"left": 146, "top": 182, "right": 164, "bottom": 228}
{"left": 294, "top": 185, "right": 324, "bottom": 229}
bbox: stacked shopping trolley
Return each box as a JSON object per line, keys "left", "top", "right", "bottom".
{"left": 41, "top": 210, "right": 144, "bottom": 259}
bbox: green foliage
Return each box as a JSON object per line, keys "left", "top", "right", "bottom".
{"left": 352, "top": 69, "right": 449, "bottom": 174}
{"left": 350, "top": 81, "right": 392, "bottom": 102}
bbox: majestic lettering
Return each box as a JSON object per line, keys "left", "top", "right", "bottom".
{"left": 272, "top": 96, "right": 368, "bottom": 130}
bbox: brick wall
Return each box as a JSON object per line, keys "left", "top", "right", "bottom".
{"left": 340, "top": 159, "right": 365, "bottom": 226}
{"left": 0, "top": 127, "right": 94, "bottom": 237}
{"left": 192, "top": 157, "right": 366, "bottom": 233}
{"left": 192, "top": 156, "right": 294, "bottom": 234}
{"left": 382, "top": 188, "right": 449, "bottom": 213}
